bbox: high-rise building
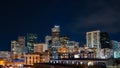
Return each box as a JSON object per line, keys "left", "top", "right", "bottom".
{"left": 18, "top": 36, "right": 25, "bottom": 46}
{"left": 34, "top": 43, "right": 48, "bottom": 53}
{"left": 100, "top": 32, "right": 111, "bottom": 48}
{"left": 11, "top": 36, "right": 26, "bottom": 55}
{"left": 86, "top": 30, "right": 110, "bottom": 48}
{"left": 45, "top": 35, "right": 52, "bottom": 45}
{"left": 45, "top": 35, "right": 52, "bottom": 52}
{"left": 11, "top": 40, "right": 26, "bottom": 60}
{"left": 52, "top": 25, "right": 60, "bottom": 43}
{"left": 27, "top": 33, "right": 37, "bottom": 53}
{"left": 11, "top": 40, "right": 17, "bottom": 54}
{"left": 51, "top": 25, "right": 60, "bottom": 60}
{"left": 86, "top": 30, "right": 101, "bottom": 48}
{"left": 18, "top": 36, "right": 26, "bottom": 54}
{"left": 11, "top": 40, "right": 20, "bottom": 54}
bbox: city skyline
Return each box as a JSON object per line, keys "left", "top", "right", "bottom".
{"left": 0, "top": 0, "right": 120, "bottom": 51}
{"left": 0, "top": 25, "right": 118, "bottom": 51}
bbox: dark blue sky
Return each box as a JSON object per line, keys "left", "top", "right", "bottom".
{"left": 0, "top": 0, "right": 120, "bottom": 51}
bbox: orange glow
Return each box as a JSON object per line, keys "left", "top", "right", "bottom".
{"left": 0, "top": 60, "right": 5, "bottom": 66}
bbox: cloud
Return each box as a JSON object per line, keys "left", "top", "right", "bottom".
{"left": 72, "top": 1, "right": 120, "bottom": 34}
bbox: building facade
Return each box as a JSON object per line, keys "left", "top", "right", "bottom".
{"left": 51, "top": 25, "right": 61, "bottom": 60}
{"left": 86, "top": 30, "right": 101, "bottom": 48}
{"left": 18, "top": 36, "right": 26, "bottom": 54}
{"left": 51, "top": 25, "right": 60, "bottom": 43}
{"left": 27, "top": 33, "right": 38, "bottom": 53}
{"left": 0, "top": 51, "right": 10, "bottom": 61}
{"left": 34, "top": 43, "right": 48, "bottom": 53}
{"left": 24, "top": 53, "right": 40, "bottom": 66}
{"left": 45, "top": 35, "right": 52, "bottom": 45}
{"left": 11, "top": 40, "right": 20, "bottom": 55}
{"left": 60, "top": 36, "right": 70, "bottom": 44}
{"left": 86, "top": 30, "right": 110, "bottom": 49}
{"left": 100, "top": 32, "right": 111, "bottom": 48}
{"left": 18, "top": 36, "right": 25, "bottom": 46}
{"left": 111, "top": 40, "right": 120, "bottom": 58}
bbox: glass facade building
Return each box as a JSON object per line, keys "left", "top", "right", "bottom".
{"left": 27, "top": 33, "right": 38, "bottom": 53}
{"left": 100, "top": 32, "right": 111, "bottom": 48}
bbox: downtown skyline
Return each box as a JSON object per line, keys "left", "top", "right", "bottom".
{"left": 0, "top": 0, "right": 120, "bottom": 51}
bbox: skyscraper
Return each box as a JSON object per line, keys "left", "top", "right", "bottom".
{"left": 18, "top": 36, "right": 25, "bottom": 46}
{"left": 86, "top": 30, "right": 110, "bottom": 48}
{"left": 86, "top": 30, "right": 101, "bottom": 48}
{"left": 27, "top": 33, "right": 37, "bottom": 53}
{"left": 51, "top": 25, "right": 60, "bottom": 60}
{"left": 11, "top": 40, "right": 20, "bottom": 54}
{"left": 18, "top": 36, "right": 26, "bottom": 54}
{"left": 52, "top": 25, "right": 60, "bottom": 43}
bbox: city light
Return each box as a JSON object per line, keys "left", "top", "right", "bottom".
{"left": 0, "top": 25, "right": 119, "bottom": 68}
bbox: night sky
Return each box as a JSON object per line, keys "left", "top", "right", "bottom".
{"left": 0, "top": 0, "right": 120, "bottom": 51}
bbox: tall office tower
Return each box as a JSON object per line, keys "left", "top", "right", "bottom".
{"left": 27, "top": 33, "right": 37, "bottom": 53}
{"left": 86, "top": 30, "right": 101, "bottom": 48}
{"left": 51, "top": 25, "right": 60, "bottom": 60}
{"left": 11, "top": 40, "right": 20, "bottom": 54}
{"left": 51, "top": 25, "right": 60, "bottom": 43}
{"left": 86, "top": 30, "right": 110, "bottom": 48}
{"left": 18, "top": 36, "right": 26, "bottom": 54}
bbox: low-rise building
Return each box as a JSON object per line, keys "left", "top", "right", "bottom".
{"left": 24, "top": 53, "right": 40, "bottom": 66}
{"left": 40, "top": 52, "right": 50, "bottom": 63}
{"left": 34, "top": 43, "right": 48, "bottom": 53}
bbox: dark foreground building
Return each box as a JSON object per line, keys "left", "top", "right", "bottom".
{"left": 100, "top": 32, "right": 111, "bottom": 48}
{"left": 34, "top": 63, "right": 106, "bottom": 68}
